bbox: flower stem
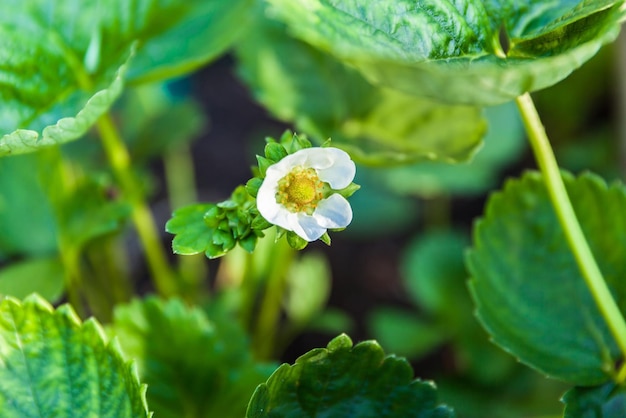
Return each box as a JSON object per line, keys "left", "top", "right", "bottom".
{"left": 515, "top": 93, "right": 626, "bottom": 378}
{"left": 96, "top": 112, "right": 179, "bottom": 297}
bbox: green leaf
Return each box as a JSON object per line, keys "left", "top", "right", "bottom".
{"left": 283, "top": 252, "right": 331, "bottom": 325}
{"left": 562, "top": 382, "right": 626, "bottom": 417}
{"left": 264, "top": 142, "right": 288, "bottom": 162}
{"left": 286, "top": 231, "right": 308, "bottom": 250}
{"left": 120, "top": 84, "right": 208, "bottom": 161}
{"left": 0, "top": 154, "right": 58, "bottom": 257}
{"left": 266, "top": 0, "right": 625, "bottom": 105}
{"left": 166, "top": 203, "right": 215, "bottom": 255}
{"left": 127, "top": 0, "right": 253, "bottom": 83}
{"left": 400, "top": 229, "right": 516, "bottom": 383}
{"left": 0, "top": 294, "right": 150, "bottom": 418}
{"left": 0, "top": 257, "right": 65, "bottom": 303}
{"left": 368, "top": 308, "right": 447, "bottom": 359}
{"left": 246, "top": 334, "right": 454, "bottom": 418}
{"left": 1, "top": 0, "right": 250, "bottom": 156}
{"left": 467, "top": 171, "right": 626, "bottom": 385}
{"left": 235, "top": 13, "right": 486, "bottom": 165}
{"left": 58, "top": 179, "right": 131, "bottom": 251}
{"left": 381, "top": 102, "right": 526, "bottom": 197}
{"left": 402, "top": 230, "right": 471, "bottom": 317}
{"left": 111, "top": 297, "right": 274, "bottom": 418}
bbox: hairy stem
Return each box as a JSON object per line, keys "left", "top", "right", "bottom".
{"left": 516, "top": 93, "right": 626, "bottom": 378}
{"left": 96, "top": 113, "right": 179, "bottom": 297}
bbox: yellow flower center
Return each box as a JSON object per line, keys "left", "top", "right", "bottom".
{"left": 276, "top": 167, "right": 324, "bottom": 214}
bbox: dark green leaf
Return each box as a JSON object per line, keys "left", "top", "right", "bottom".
{"left": 111, "top": 297, "right": 274, "bottom": 418}
{"left": 563, "top": 382, "right": 626, "bottom": 417}
{"left": 246, "top": 334, "right": 455, "bottom": 418}
{"left": 266, "top": 0, "right": 625, "bottom": 105}
{"left": 467, "top": 171, "right": 626, "bottom": 385}
{"left": 236, "top": 14, "right": 486, "bottom": 165}
{"left": 0, "top": 257, "right": 65, "bottom": 303}
{"left": 0, "top": 294, "right": 150, "bottom": 418}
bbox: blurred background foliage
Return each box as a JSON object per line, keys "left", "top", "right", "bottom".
{"left": 0, "top": 2, "right": 623, "bottom": 417}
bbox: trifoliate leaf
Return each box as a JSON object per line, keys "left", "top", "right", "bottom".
{"left": 246, "top": 334, "right": 455, "bottom": 418}
{"left": 562, "top": 381, "right": 626, "bottom": 417}
{"left": 111, "top": 297, "right": 274, "bottom": 418}
{"left": 467, "top": 171, "right": 626, "bottom": 385}
{"left": 0, "top": 294, "right": 150, "bottom": 418}
{"left": 0, "top": 257, "right": 65, "bottom": 303}
{"left": 236, "top": 13, "right": 486, "bottom": 165}
{"left": 1, "top": 0, "right": 250, "bottom": 156}
{"left": 266, "top": 0, "right": 625, "bottom": 105}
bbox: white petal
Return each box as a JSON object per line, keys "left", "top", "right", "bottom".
{"left": 312, "top": 194, "right": 353, "bottom": 229}
{"left": 314, "top": 148, "right": 356, "bottom": 189}
{"left": 257, "top": 176, "right": 289, "bottom": 227}
{"left": 289, "top": 213, "right": 327, "bottom": 241}
{"left": 266, "top": 149, "right": 308, "bottom": 176}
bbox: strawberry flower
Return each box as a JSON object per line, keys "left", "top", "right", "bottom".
{"left": 256, "top": 147, "right": 357, "bottom": 242}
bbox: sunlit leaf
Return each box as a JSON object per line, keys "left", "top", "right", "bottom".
{"left": 266, "top": 0, "right": 625, "bottom": 105}
{"left": 1, "top": 0, "right": 250, "bottom": 155}
{"left": 236, "top": 13, "right": 486, "bottom": 165}
{"left": 0, "top": 294, "right": 150, "bottom": 417}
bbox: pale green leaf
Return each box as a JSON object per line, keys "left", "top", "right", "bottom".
{"left": 0, "top": 294, "right": 151, "bottom": 417}
{"left": 284, "top": 252, "right": 331, "bottom": 325}
{"left": 467, "top": 171, "right": 626, "bottom": 385}
{"left": 0, "top": 257, "right": 65, "bottom": 303}
{"left": 236, "top": 14, "right": 486, "bottom": 165}
{"left": 246, "top": 334, "right": 455, "bottom": 418}
{"left": 368, "top": 308, "right": 447, "bottom": 358}
{"left": 0, "top": 153, "right": 57, "bottom": 256}
{"left": 266, "top": 0, "right": 625, "bottom": 105}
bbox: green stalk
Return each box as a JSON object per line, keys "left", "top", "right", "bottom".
{"left": 253, "top": 237, "right": 294, "bottom": 360}
{"left": 96, "top": 113, "right": 179, "bottom": 297}
{"left": 163, "top": 144, "right": 208, "bottom": 300}
{"left": 516, "top": 93, "right": 626, "bottom": 378}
